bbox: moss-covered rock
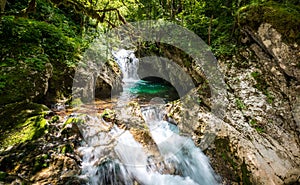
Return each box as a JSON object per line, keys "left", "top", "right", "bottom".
{"left": 0, "top": 115, "right": 48, "bottom": 149}
{"left": 204, "top": 137, "right": 241, "bottom": 184}
{"left": 238, "top": 2, "right": 300, "bottom": 44}
{"left": 101, "top": 109, "right": 115, "bottom": 122}
{"left": 0, "top": 106, "right": 83, "bottom": 184}
{"left": 63, "top": 117, "right": 84, "bottom": 128}
{"left": 61, "top": 116, "right": 84, "bottom": 140}
{"left": 0, "top": 102, "right": 49, "bottom": 150}
{"left": 0, "top": 171, "right": 7, "bottom": 181}
{"left": 33, "top": 154, "right": 50, "bottom": 174}
{"left": 0, "top": 0, "right": 87, "bottom": 105}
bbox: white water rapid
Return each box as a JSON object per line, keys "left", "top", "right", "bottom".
{"left": 78, "top": 49, "right": 220, "bottom": 185}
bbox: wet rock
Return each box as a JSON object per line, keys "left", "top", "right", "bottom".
{"left": 136, "top": 43, "right": 206, "bottom": 87}
{"left": 130, "top": 128, "right": 154, "bottom": 147}
{"left": 137, "top": 56, "right": 195, "bottom": 97}
{"left": 115, "top": 101, "right": 147, "bottom": 130}
{"left": 221, "top": 25, "right": 299, "bottom": 184}
{"left": 61, "top": 117, "right": 84, "bottom": 140}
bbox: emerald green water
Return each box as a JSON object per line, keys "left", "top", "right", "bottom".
{"left": 129, "top": 79, "right": 179, "bottom": 103}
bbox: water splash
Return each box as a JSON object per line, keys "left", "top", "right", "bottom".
{"left": 113, "top": 49, "right": 139, "bottom": 82}
{"left": 141, "top": 106, "right": 219, "bottom": 185}
{"left": 77, "top": 49, "right": 220, "bottom": 184}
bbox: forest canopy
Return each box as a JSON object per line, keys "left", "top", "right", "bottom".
{"left": 0, "top": 0, "right": 299, "bottom": 105}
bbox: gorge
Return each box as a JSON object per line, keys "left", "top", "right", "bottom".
{"left": 0, "top": 0, "right": 299, "bottom": 184}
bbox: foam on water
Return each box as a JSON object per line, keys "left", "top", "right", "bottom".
{"left": 78, "top": 49, "right": 219, "bottom": 184}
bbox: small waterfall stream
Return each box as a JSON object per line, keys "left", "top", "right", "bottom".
{"left": 78, "top": 49, "right": 220, "bottom": 185}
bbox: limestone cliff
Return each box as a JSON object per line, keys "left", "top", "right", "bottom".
{"left": 168, "top": 23, "right": 300, "bottom": 184}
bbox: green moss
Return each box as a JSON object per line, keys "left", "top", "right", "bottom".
{"left": 0, "top": 115, "right": 48, "bottom": 149}
{"left": 265, "top": 91, "right": 274, "bottom": 104}
{"left": 0, "top": 102, "right": 49, "bottom": 150}
{"left": 251, "top": 71, "right": 274, "bottom": 104}
{"left": 33, "top": 154, "right": 49, "bottom": 174}
{"left": 184, "top": 60, "right": 191, "bottom": 68}
{"left": 70, "top": 98, "right": 83, "bottom": 107}
{"left": 241, "top": 160, "right": 252, "bottom": 185}
{"left": 102, "top": 109, "right": 114, "bottom": 118}
{"left": 296, "top": 62, "right": 300, "bottom": 69}
{"left": 0, "top": 171, "right": 7, "bottom": 181}
{"left": 63, "top": 117, "right": 77, "bottom": 127}
{"left": 0, "top": 14, "right": 82, "bottom": 105}
{"left": 61, "top": 145, "right": 67, "bottom": 154}
{"left": 249, "top": 118, "right": 265, "bottom": 133}
{"left": 60, "top": 144, "right": 73, "bottom": 154}
{"left": 239, "top": 2, "right": 300, "bottom": 44}
{"left": 236, "top": 98, "right": 246, "bottom": 110}
{"left": 255, "top": 126, "right": 265, "bottom": 133}
{"left": 214, "top": 138, "right": 240, "bottom": 181}
{"left": 50, "top": 115, "right": 60, "bottom": 123}
{"left": 63, "top": 117, "right": 84, "bottom": 127}
{"left": 101, "top": 109, "right": 116, "bottom": 122}
{"left": 251, "top": 72, "right": 265, "bottom": 91}
{"left": 0, "top": 102, "right": 48, "bottom": 130}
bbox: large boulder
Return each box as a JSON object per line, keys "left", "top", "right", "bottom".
{"left": 0, "top": 62, "right": 53, "bottom": 105}
{"left": 72, "top": 57, "right": 123, "bottom": 103}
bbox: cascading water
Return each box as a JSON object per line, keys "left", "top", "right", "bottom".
{"left": 113, "top": 49, "right": 139, "bottom": 81}
{"left": 78, "top": 49, "right": 220, "bottom": 185}
{"left": 140, "top": 106, "right": 219, "bottom": 185}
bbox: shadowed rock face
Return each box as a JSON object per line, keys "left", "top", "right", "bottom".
{"left": 72, "top": 57, "right": 123, "bottom": 103}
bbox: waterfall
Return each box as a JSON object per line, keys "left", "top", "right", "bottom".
{"left": 112, "top": 49, "right": 139, "bottom": 82}
{"left": 78, "top": 49, "right": 220, "bottom": 185}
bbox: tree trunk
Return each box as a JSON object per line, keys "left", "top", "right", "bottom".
{"left": 0, "top": 0, "right": 6, "bottom": 13}
{"left": 208, "top": 15, "right": 213, "bottom": 46}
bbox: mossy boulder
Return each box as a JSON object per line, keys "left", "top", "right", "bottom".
{"left": 61, "top": 116, "right": 84, "bottom": 140}
{"left": 63, "top": 116, "right": 84, "bottom": 128}
{"left": 0, "top": 102, "right": 49, "bottom": 150}
{"left": 238, "top": 2, "right": 300, "bottom": 44}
